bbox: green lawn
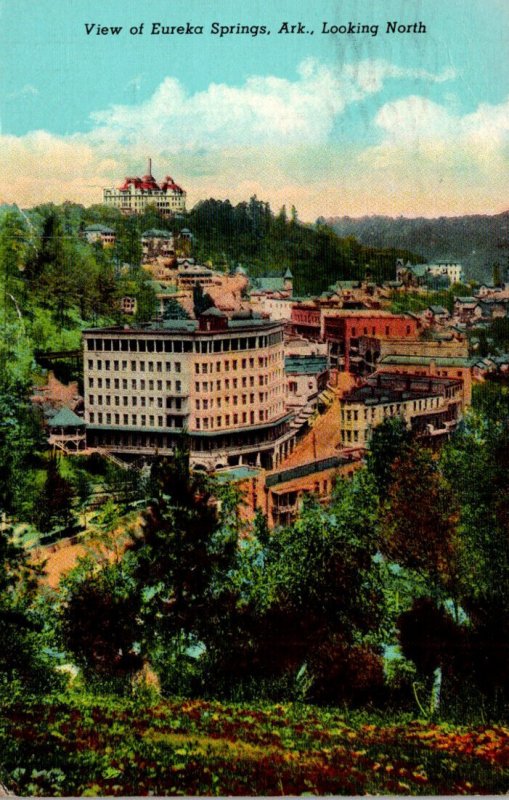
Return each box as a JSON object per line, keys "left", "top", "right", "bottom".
{"left": 1, "top": 693, "right": 508, "bottom": 795}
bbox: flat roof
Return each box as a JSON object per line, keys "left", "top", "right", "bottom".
{"left": 285, "top": 355, "right": 328, "bottom": 374}
{"left": 380, "top": 355, "right": 471, "bottom": 367}
{"left": 83, "top": 316, "right": 282, "bottom": 335}
{"left": 323, "top": 309, "right": 413, "bottom": 318}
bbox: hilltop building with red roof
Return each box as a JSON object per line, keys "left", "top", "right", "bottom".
{"left": 103, "top": 159, "right": 186, "bottom": 217}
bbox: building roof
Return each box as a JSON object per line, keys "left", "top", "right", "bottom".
{"left": 379, "top": 354, "right": 471, "bottom": 367}
{"left": 141, "top": 229, "right": 173, "bottom": 239}
{"left": 84, "top": 224, "right": 115, "bottom": 234}
{"left": 285, "top": 355, "right": 328, "bottom": 374}
{"left": 407, "top": 264, "right": 430, "bottom": 277}
{"left": 283, "top": 267, "right": 293, "bottom": 279}
{"left": 343, "top": 374, "right": 460, "bottom": 405}
{"left": 455, "top": 296, "right": 478, "bottom": 305}
{"left": 428, "top": 305, "right": 449, "bottom": 314}
{"left": 48, "top": 407, "right": 85, "bottom": 428}
{"left": 201, "top": 307, "right": 226, "bottom": 317}
{"left": 256, "top": 277, "right": 286, "bottom": 291}
{"left": 324, "top": 309, "right": 413, "bottom": 319}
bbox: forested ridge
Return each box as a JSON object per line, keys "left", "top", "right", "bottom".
{"left": 324, "top": 211, "right": 509, "bottom": 283}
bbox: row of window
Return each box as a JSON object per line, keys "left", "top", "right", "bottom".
{"left": 196, "top": 393, "right": 263, "bottom": 410}
{"left": 88, "top": 377, "right": 181, "bottom": 392}
{"left": 341, "top": 395, "right": 443, "bottom": 422}
{"left": 86, "top": 333, "right": 283, "bottom": 354}
{"left": 88, "top": 412, "right": 181, "bottom": 428}
{"left": 342, "top": 429, "right": 362, "bottom": 443}
{"left": 194, "top": 406, "right": 280, "bottom": 429}
{"left": 193, "top": 354, "right": 281, "bottom": 374}
{"left": 195, "top": 374, "right": 282, "bottom": 392}
{"left": 88, "top": 395, "right": 184, "bottom": 410}
{"left": 87, "top": 359, "right": 181, "bottom": 373}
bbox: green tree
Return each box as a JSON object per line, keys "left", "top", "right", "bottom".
{"left": 36, "top": 454, "right": 76, "bottom": 533}
{"left": 0, "top": 524, "right": 59, "bottom": 693}
{"left": 367, "top": 417, "right": 414, "bottom": 497}
{"left": 127, "top": 448, "right": 237, "bottom": 693}
{"left": 60, "top": 559, "right": 143, "bottom": 689}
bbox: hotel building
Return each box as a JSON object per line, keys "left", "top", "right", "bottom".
{"left": 103, "top": 160, "right": 186, "bottom": 217}
{"left": 83, "top": 310, "right": 294, "bottom": 470}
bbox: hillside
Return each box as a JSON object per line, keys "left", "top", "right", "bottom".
{"left": 2, "top": 693, "right": 509, "bottom": 795}
{"left": 323, "top": 212, "right": 509, "bottom": 283}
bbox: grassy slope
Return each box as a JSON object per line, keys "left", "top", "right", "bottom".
{"left": 2, "top": 693, "right": 509, "bottom": 795}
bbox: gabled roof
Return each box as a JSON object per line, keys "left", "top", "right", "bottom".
{"left": 85, "top": 224, "right": 115, "bottom": 234}
{"left": 48, "top": 407, "right": 85, "bottom": 428}
{"left": 141, "top": 229, "right": 173, "bottom": 239}
{"left": 201, "top": 307, "right": 226, "bottom": 317}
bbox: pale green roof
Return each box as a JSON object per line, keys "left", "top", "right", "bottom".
{"left": 49, "top": 407, "right": 85, "bottom": 428}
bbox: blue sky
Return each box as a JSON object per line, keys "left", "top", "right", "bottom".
{"left": 1, "top": 0, "right": 508, "bottom": 218}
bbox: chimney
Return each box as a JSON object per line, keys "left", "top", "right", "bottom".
{"left": 148, "top": 157, "right": 152, "bottom": 175}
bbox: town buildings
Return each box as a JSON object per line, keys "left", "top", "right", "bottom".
{"left": 103, "top": 160, "right": 186, "bottom": 217}
{"left": 339, "top": 372, "right": 464, "bottom": 448}
{"left": 83, "top": 310, "right": 295, "bottom": 470}
{"left": 83, "top": 224, "right": 116, "bottom": 246}
{"left": 396, "top": 260, "right": 464, "bottom": 286}
{"left": 141, "top": 229, "right": 175, "bottom": 261}
{"left": 323, "top": 310, "right": 421, "bottom": 373}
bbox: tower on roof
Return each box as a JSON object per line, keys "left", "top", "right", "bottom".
{"left": 284, "top": 267, "right": 294, "bottom": 295}
{"left": 102, "top": 160, "right": 186, "bottom": 218}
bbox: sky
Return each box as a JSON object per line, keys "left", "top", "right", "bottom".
{"left": 1, "top": 0, "right": 508, "bottom": 220}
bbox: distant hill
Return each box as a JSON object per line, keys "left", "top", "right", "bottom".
{"left": 322, "top": 212, "right": 509, "bottom": 284}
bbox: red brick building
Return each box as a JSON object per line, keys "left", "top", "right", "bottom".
{"left": 323, "top": 310, "right": 420, "bottom": 372}
{"left": 290, "top": 302, "right": 322, "bottom": 340}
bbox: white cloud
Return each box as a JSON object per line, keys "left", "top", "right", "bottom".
{"left": 1, "top": 59, "right": 508, "bottom": 218}
{"left": 87, "top": 57, "right": 456, "bottom": 151}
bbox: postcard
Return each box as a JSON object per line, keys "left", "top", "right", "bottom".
{"left": 1, "top": 0, "right": 509, "bottom": 795}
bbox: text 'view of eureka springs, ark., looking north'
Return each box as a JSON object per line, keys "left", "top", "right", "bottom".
{"left": 1, "top": 0, "right": 509, "bottom": 795}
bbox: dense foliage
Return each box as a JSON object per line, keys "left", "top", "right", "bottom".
{"left": 326, "top": 211, "right": 509, "bottom": 282}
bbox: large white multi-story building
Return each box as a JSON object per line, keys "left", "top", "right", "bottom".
{"left": 83, "top": 310, "right": 295, "bottom": 470}
{"left": 103, "top": 160, "right": 186, "bottom": 217}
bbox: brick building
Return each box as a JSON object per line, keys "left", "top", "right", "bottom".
{"left": 323, "top": 310, "right": 420, "bottom": 372}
